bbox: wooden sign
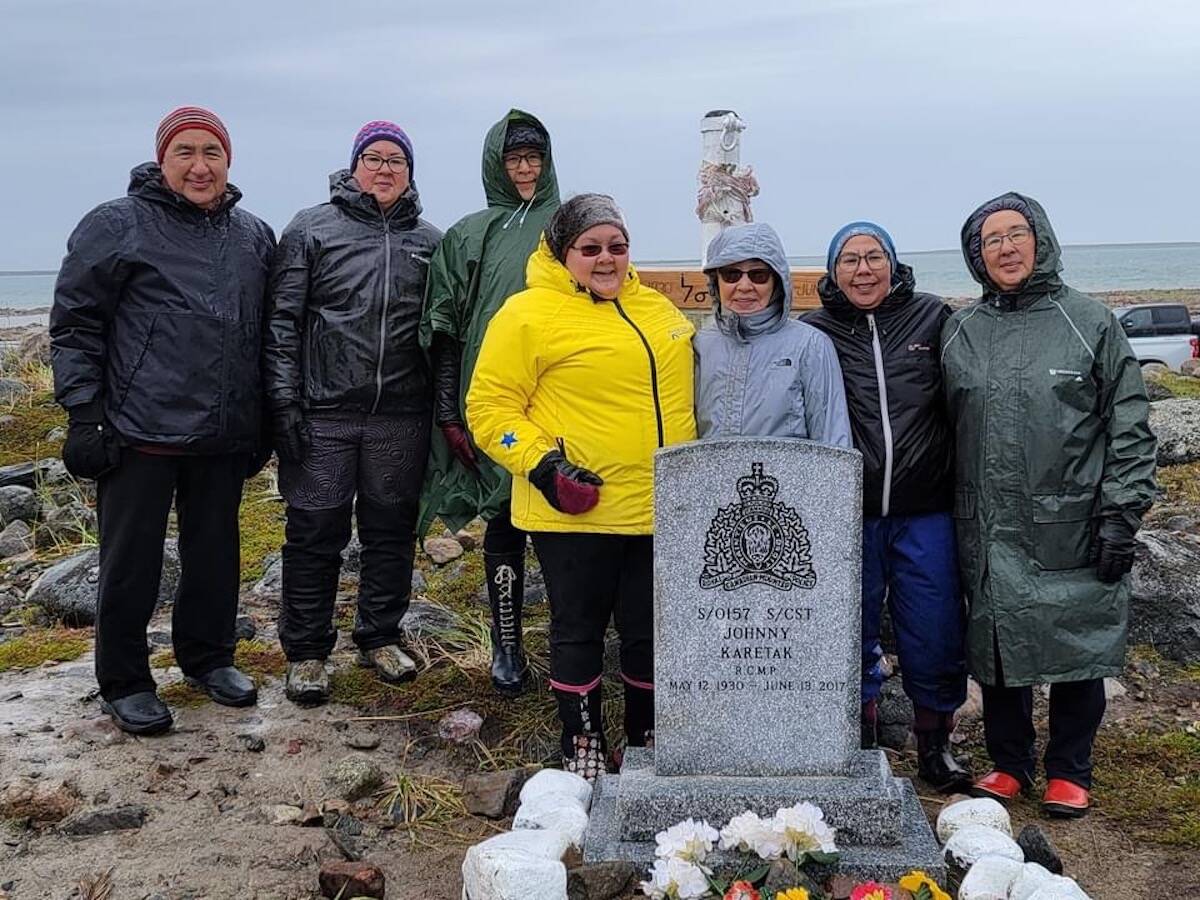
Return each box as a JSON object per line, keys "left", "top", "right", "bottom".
{"left": 638, "top": 267, "right": 826, "bottom": 311}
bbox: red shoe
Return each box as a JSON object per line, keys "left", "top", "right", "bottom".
{"left": 970, "top": 770, "right": 1024, "bottom": 801}
{"left": 1042, "top": 779, "right": 1090, "bottom": 818}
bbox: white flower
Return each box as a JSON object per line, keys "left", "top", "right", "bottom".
{"left": 654, "top": 817, "right": 720, "bottom": 865}
{"left": 719, "top": 810, "right": 768, "bottom": 853}
{"left": 639, "top": 857, "right": 712, "bottom": 899}
{"left": 771, "top": 802, "right": 838, "bottom": 861}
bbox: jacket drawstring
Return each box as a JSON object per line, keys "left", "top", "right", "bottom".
{"left": 502, "top": 194, "right": 535, "bottom": 230}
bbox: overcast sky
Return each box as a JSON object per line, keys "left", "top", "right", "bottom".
{"left": 2, "top": 0, "right": 1198, "bottom": 269}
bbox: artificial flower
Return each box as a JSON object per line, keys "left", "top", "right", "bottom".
{"left": 654, "top": 817, "right": 720, "bottom": 866}
{"left": 771, "top": 802, "right": 838, "bottom": 862}
{"left": 898, "top": 870, "right": 950, "bottom": 900}
{"left": 639, "top": 856, "right": 711, "bottom": 899}
{"left": 776, "top": 889, "right": 811, "bottom": 900}
{"left": 849, "top": 882, "right": 893, "bottom": 900}
{"left": 719, "top": 811, "right": 769, "bottom": 853}
{"left": 723, "top": 880, "right": 760, "bottom": 900}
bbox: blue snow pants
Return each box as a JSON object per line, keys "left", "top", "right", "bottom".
{"left": 861, "top": 510, "right": 967, "bottom": 712}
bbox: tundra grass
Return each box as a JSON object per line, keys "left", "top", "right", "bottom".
{"left": 1093, "top": 726, "right": 1200, "bottom": 847}
{"left": 0, "top": 627, "right": 90, "bottom": 671}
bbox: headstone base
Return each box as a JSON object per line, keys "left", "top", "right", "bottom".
{"left": 583, "top": 750, "right": 945, "bottom": 884}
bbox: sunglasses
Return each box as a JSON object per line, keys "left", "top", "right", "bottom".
{"left": 717, "top": 266, "right": 774, "bottom": 285}
{"left": 572, "top": 242, "right": 629, "bottom": 258}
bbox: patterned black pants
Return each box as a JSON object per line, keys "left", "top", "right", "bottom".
{"left": 277, "top": 411, "right": 430, "bottom": 660}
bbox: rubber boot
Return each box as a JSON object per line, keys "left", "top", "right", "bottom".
{"left": 861, "top": 698, "right": 879, "bottom": 750}
{"left": 915, "top": 707, "right": 972, "bottom": 793}
{"left": 484, "top": 550, "right": 527, "bottom": 697}
{"left": 556, "top": 686, "right": 606, "bottom": 782}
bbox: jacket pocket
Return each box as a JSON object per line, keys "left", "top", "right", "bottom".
{"left": 952, "top": 488, "right": 981, "bottom": 589}
{"left": 1030, "top": 491, "right": 1096, "bottom": 571}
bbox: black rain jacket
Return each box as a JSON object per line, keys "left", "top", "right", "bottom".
{"left": 805, "top": 264, "right": 954, "bottom": 518}
{"left": 264, "top": 171, "right": 442, "bottom": 416}
{"left": 50, "top": 163, "right": 276, "bottom": 453}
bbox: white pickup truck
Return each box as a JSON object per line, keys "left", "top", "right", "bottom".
{"left": 1112, "top": 304, "right": 1199, "bottom": 371}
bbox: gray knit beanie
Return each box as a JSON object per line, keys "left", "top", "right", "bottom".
{"left": 545, "top": 193, "right": 628, "bottom": 262}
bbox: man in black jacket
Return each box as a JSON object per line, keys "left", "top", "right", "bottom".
{"left": 806, "top": 221, "right": 970, "bottom": 792}
{"left": 50, "top": 106, "right": 276, "bottom": 734}
{"left": 264, "top": 121, "right": 441, "bottom": 704}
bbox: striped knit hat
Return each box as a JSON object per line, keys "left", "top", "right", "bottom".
{"left": 155, "top": 106, "right": 232, "bottom": 164}
{"left": 351, "top": 121, "right": 414, "bottom": 174}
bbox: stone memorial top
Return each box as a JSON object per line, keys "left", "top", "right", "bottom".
{"left": 653, "top": 437, "right": 863, "bottom": 777}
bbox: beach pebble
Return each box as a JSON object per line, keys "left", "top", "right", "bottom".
{"left": 518, "top": 768, "right": 593, "bottom": 812}
{"left": 936, "top": 796, "right": 1012, "bottom": 841}
{"left": 943, "top": 824, "right": 1024, "bottom": 869}
{"left": 957, "top": 854, "right": 1025, "bottom": 900}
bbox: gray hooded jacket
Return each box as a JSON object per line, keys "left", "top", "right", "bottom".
{"left": 694, "top": 223, "right": 851, "bottom": 446}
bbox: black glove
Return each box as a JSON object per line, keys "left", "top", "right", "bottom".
{"left": 61, "top": 399, "right": 120, "bottom": 480}
{"left": 528, "top": 445, "right": 603, "bottom": 514}
{"left": 271, "top": 405, "right": 310, "bottom": 465}
{"left": 1094, "top": 514, "right": 1137, "bottom": 583}
{"left": 431, "top": 332, "right": 464, "bottom": 428}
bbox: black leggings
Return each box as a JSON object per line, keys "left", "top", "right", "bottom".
{"left": 483, "top": 501, "right": 527, "bottom": 556}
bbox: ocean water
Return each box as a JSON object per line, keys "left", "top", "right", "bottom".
{"left": 2, "top": 242, "right": 1198, "bottom": 317}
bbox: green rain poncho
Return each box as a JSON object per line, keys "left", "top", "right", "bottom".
{"left": 418, "top": 110, "right": 560, "bottom": 534}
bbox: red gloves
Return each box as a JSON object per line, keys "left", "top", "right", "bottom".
{"left": 529, "top": 448, "right": 603, "bottom": 514}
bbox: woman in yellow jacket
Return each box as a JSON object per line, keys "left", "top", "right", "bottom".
{"left": 467, "top": 194, "right": 696, "bottom": 778}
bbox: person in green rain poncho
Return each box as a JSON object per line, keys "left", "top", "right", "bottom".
{"left": 419, "top": 110, "right": 560, "bottom": 697}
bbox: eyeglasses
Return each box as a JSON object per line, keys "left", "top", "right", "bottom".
{"left": 359, "top": 153, "right": 409, "bottom": 173}
{"left": 717, "top": 266, "right": 774, "bottom": 285}
{"left": 982, "top": 225, "right": 1032, "bottom": 253}
{"left": 571, "top": 241, "right": 629, "bottom": 258}
{"left": 503, "top": 151, "right": 543, "bottom": 169}
{"left": 836, "top": 251, "right": 889, "bottom": 272}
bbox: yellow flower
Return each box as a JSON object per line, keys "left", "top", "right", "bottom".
{"left": 776, "top": 889, "right": 810, "bottom": 900}
{"left": 898, "top": 870, "right": 951, "bottom": 900}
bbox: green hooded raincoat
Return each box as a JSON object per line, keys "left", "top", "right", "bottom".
{"left": 940, "top": 193, "right": 1157, "bottom": 687}
{"left": 417, "top": 110, "right": 561, "bottom": 534}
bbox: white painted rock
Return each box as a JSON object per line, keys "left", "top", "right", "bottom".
{"left": 942, "top": 825, "right": 1024, "bottom": 869}
{"left": 936, "top": 797, "right": 1012, "bottom": 841}
{"left": 461, "top": 830, "right": 570, "bottom": 900}
{"left": 957, "top": 855, "right": 1024, "bottom": 900}
{"left": 518, "top": 769, "right": 593, "bottom": 812}
{"left": 1010, "top": 863, "right": 1061, "bottom": 900}
{"left": 512, "top": 792, "right": 590, "bottom": 847}
{"left": 1028, "top": 877, "right": 1091, "bottom": 900}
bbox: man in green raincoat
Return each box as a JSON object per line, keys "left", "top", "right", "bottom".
{"left": 941, "top": 192, "right": 1157, "bottom": 817}
{"left": 419, "top": 110, "right": 560, "bottom": 697}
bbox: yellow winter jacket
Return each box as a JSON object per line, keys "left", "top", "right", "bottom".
{"left": 466, "top": 239, "right": 696, "bottom": 534}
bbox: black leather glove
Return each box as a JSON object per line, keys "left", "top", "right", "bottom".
{"left": 528, "top": 445, "right": 603, "bottom": 514}
{"left": 61, "top": 399, "right": 119, "bottom": 480}
{"left": 1094, "top": 514, "right": 1137, "bottom": 583}
{"left": 271, "top": 405, "right": 310, "bottom": 465}
{"left": 431, "top": 332, "right": 464, "bottom": 428}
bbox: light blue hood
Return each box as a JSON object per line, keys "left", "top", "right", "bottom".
{"left": 704, "top": 222, "right": 790, "bottom": 339}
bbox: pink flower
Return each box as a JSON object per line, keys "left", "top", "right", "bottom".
{"left": 724, "top": 881, "right": 760, "bottom": 900}
{"left": 849, "top": 882, "right": 893, "bottom": 900}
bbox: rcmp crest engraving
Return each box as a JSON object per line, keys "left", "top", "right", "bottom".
{"left": 699, "top": 462, "right": 817, "bottom": 592}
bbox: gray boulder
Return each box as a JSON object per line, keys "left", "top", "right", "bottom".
{"left": 40, "top": 501, "right": 98, "bottom": 544}
{"left": 877, "top": 676, "right": 915, "bottom": 750}
{"left": 1149, "top": 398, "right": 1200, "bottom": 466}
{"left": 26, "top": 540, "right": 181, "bottom": 626}
{"left": 0, "top": 458, "right": 59, "bottom": 490}
{"left": 400, "top": 600, "right": 460, "bottom": 641}
{"left": 0, "top": 485, "right": 39, "bottom": 526}
{"left": 0, "top": 378, "right": 30, "bottom": 402}
{"left": 14, "top": 329, "right": 51, "bottom": 368}
{"left": 0, "top": 520, "right": 34, "bottom": 559}
{"left": 1130, "top": 529, "right": 1200, "bottom": 664}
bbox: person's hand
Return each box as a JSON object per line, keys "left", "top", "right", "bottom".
{"left": 440, "top": 423, "right": 479, "bottom": 474}
{"left": 271, "top": 405, "right": 310, "bottom": 465}
{"left": 1094, "top": 515, "right": 1137, "bottom": 583}
{"left": 61, "top": 399, "right": 119, "bottom": 480}
{"left": 528, "top": 448, "right": 603, "bottom": 514}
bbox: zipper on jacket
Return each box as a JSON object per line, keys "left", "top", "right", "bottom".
{"left": 612, "top": 298, "right": 665, "bottom": 447}
{"left": 371, "top": 210, "right": 394, "bottom": 415}
{"left": 867, "top": 313, "right": 894, "bottom": 517}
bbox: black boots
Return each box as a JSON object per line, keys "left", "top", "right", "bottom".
{"left": 484, "top": 550, "right": 527, "bottom": 696}
{"left": 915, "top": 706, "right": 972, "bottom": 793}
{"left": 623, "top": 681, "right": 655, "bottom": 748}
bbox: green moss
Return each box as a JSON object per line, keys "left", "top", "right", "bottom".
{"left": 159, "top": 681, "right": 208, "bottom": 707}
{"left": 234, "top": 639, "right": 286, "bottom": 679}
{"left": 149, "top": 649, "right": 176, "bottom": 669}
{"left": 424, "top": 552, "right": 486, "bottom": 615}
{"left": 1157, "top": 461, "right": 1200, "bottom": 508}
{"left": 238, "top": 474, "right": 286, "bottom": 582}
{"left": 0, "top": 627, "right": 90, "bottom": 672}
{"left": 0, "top": 391, "right": 65, "bottom": 467}
{"left": 1153, "top": 372, "right": 1200, "bottom": 400}
{"left": 1093, "top": 726, "right": 1200, "bottom": 847}
{"left": 329, "top": 661, "right": 476, "bottom": 714}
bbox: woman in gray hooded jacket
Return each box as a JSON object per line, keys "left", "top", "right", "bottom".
{"left": 695, "top": 222, "right": 851, "bottom": 446}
